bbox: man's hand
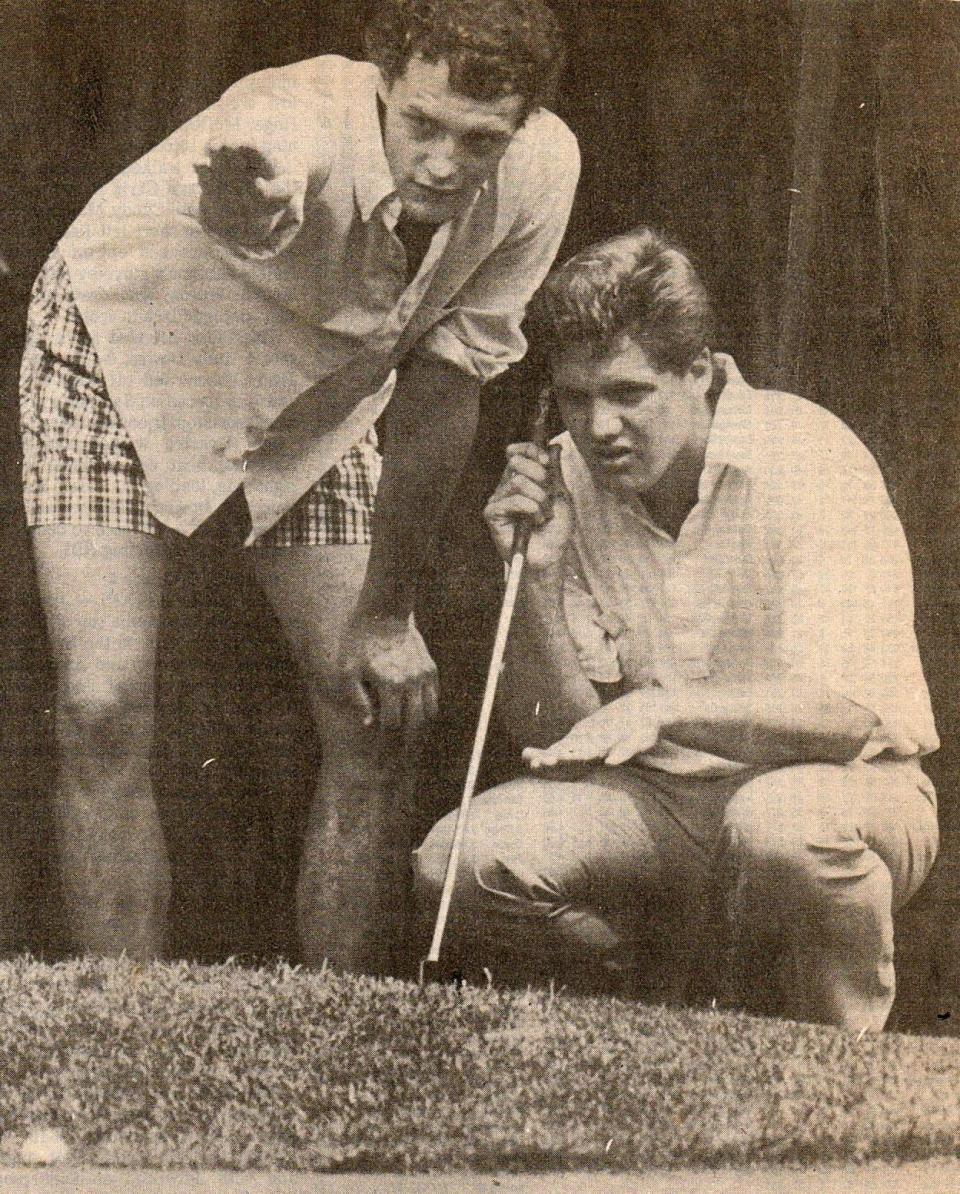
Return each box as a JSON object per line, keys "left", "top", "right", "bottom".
{"left": 338, "top": 612, "right": 439, "bottom": 739}
{"left": 521, "top": 688, "right": 667, "bottom": 769}
{"left": 484, "top": 442, "right": 572, "bottom": 572}
{"left": 195, "top": 143, "right": 305, "bottom": 255}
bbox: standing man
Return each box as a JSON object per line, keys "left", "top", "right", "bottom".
{"left": 19, "top": 0, "right": 578, "bottom": 969}
{"left": 415, "top": 227, "right": 939, "bottom": 1032}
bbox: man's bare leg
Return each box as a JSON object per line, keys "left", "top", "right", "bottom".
{"left": 255, "top": 545, "right": 415, "bottom": 974}
{"left": 31, "top": 526, "right": 169, "bottom": 959}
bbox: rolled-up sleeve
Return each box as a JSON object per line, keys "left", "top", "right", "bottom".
{"left": 417, "top": 126, "right": 580, "bottom": 383}
{"left": 775, "top": 453, "right": 938, "bottom": 759}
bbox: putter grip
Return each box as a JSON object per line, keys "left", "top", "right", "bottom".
{"left": 511, "top": 516, "right": 535, "bottom": 557}
{"left": 510, "top": 388, "right": 552, "bottom": 557}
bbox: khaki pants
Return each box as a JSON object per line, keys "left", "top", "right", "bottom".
{"left": 413, "top": 758, "right": 938, "bottom": 1031}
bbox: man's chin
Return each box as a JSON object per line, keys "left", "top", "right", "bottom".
{"left": 592, "top": 468, "right": 648, "bottom": 500}
{"left": 400, "top": 188, "right": 467, "bottom": 225}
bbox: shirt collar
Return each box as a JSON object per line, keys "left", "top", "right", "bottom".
{"left": 702, "top": 352, "right": 765, "bottom": 475}
{"left": 352, "top": 65, "right": 399, "bottom": 222}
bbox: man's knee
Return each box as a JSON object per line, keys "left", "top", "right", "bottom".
{"left": 721, "top": 765, "right": 885, "bottom": 909}
{"left": 297, "top": 656, "right": 343, "bottom": 713}
{"left": 414, "top": 778, "right": 549, "bottom": 912}
{"left": 413, "top": 778, "right": 577, "bottom": 916}
{"left": 413, "top": 801, "right": 491, "bottom": 913}
{"left": 56, "top": 667, "right": 154, "bottom": 760}
{"left": 723, "top": 771, "right": 805, "bottom": 873}
{"left": 296, "top": 648, "right": 387, "bottom": 750}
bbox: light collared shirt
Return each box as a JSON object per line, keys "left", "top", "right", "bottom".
{"left": 559, "top": 355, "right": 938, "bottom": 776}
{"left": 59, "top": 55, "right": 579, "bottom": 537}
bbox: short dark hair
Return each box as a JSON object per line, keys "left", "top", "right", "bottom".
{"left": 363, "top": 0, "right": 566, "bottom": 118}
{"left": 528, "top": 227, "right": 716, "bottom": 375}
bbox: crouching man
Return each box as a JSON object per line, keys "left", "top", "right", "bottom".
{"left": 414, "top": 227, "right": 939, "bottom": 1031}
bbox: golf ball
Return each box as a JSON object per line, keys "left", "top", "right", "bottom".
{"left": 20, "top": 1128, "right": 70, "bottom": 1165}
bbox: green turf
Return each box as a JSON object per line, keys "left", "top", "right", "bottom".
{"left": 0, "top": 957, "right": 958, "bottom": 1173}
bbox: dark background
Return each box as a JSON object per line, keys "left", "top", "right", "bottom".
{"left": 1, "top": 0, "right": 958, "bottom": 1031}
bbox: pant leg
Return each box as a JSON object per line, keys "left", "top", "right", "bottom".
{"left": 718, "top": 758, "right": 939, "bottom": 1031}
{"left": 413, "top": 765, "right": 728, "bottom": 998}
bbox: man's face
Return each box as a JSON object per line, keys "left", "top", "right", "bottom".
{"left": 552, "top": 337, "right": 713, "bottom": 502}
{"left": 380, "top": 55, "right": 525, "bottom": 225}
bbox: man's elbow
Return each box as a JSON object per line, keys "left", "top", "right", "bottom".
{"left": 806, "top": 702, "right": 881, "bottom": 765}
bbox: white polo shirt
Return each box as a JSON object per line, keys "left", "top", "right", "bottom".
{"left": 559, "top": 356, "right": 938, "bottom": 776}
{"left": 59, "top": 55, "right": 579, "bottom": 537}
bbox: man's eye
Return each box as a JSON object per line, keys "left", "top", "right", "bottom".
{"left": 407, "top": 114, "right": 437, "bottom": 138}
{"left": 556, "top": 390, "right": 585, "bottom": 408}
{"left": 464, "top": 133, "right": 506, "bottom": 156}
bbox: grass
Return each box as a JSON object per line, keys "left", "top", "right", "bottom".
{"left": 0, "top": 957, "right": 958, "bottom": 1173}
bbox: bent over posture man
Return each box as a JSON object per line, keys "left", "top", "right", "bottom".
{"left": 415, "top": 227, "right": 938, "bottom": 1031}
{"left": 19, "top": 0, "right": 578, "bottom": 967}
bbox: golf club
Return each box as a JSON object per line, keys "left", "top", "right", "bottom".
{"left": 420, "top": 386, "right": 553, "bottom": 985}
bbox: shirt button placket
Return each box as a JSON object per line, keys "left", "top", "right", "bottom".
{"left": 666, "top": 560, "right": 709, "bottom": 678}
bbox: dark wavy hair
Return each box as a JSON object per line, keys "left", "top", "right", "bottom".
{"left": 528, "top": 227, "right": 716, "bottom": 375}
{"left": 363, "top": 0, "right": 566, "bottom": 118}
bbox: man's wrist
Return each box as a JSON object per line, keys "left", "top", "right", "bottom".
{"left": 625, "top": 683, "right": 681, "bottom": 739}
{"left": 352, "top": 574, "right": 414, "bottom": 625}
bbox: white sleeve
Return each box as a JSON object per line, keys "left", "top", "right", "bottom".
{"left": 417, "top": 122, "right": 580, "bottom": 383}
{"left": 774, "top": 450, "right": 938, "bottom": 759}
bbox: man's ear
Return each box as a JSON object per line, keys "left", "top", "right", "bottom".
{"left": 687, "top": 347, "right": 713, "bottom": 394}
{"left": 688, "top": 347, "right": 712, "bottom": 377}
{"left": 376, "top": 59, "right": 402, "bottom": 104}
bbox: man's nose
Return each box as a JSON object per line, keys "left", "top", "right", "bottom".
{"left": 425, "top": 136, "right": 460, "bottom": 183}
{"left": 589, "top": 399, "right": 622, "bottom": 440}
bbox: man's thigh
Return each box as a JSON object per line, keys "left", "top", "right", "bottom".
{"left": 416, "top": 765, "right": 724, "bottom": 914}
{"left": 250, "top": 430, "right": 379, "bottom": 688}
{"left": 723, "top": 758, "right": 939, "bottom": 909}
{"left": 252, "top": 545, "right": 370, "bottom": 688}
{"left": 31, "top": 525, "right": 165, "bottom": 689}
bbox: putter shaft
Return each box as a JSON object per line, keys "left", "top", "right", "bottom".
{"left": 425, "top": 545, "right": 527, "bottom": 965}
{"left": 424, "top": 389, "right": 552, "bottom": 972}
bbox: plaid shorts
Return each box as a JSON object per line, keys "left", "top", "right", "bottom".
{"left": 19, "top": 248, "right": 381, "bottom": 548}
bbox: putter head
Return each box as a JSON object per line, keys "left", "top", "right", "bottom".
{"left": 419, "top": 958, "right": 465, "bottom": 988}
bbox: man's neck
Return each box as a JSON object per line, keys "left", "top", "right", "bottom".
{"left": 641, "top": 463, "right": 703, "bottom": 540}
{"left": 637, "top": 419, "right": 713, "bottom": 540}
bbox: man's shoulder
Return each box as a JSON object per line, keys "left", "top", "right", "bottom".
{"left": 512, "top": 107, "right": 579, "bottom": 157}
{"left": 499, "top": 108, "right": 580, "bottom": 202}
{"left": 733, "top": 388, "right": 897, "bottom": 535}
{"left": 219, "top": 54, "right": 376, "bottom": 108}
{"left": 726, "top": 381, "right": 881, "bottom": 483}
{"left": 752, "top": 386, "right": 858, "bottom": 446}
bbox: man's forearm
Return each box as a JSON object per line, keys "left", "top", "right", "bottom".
{"left": 355, "top": 355, "right": 480, "bottom": 621}
{"left": 499, "top": 568, "right": 603, "bottom": 747}
{"left": 660, "top": 674, "right": 879, "bottom": 766}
